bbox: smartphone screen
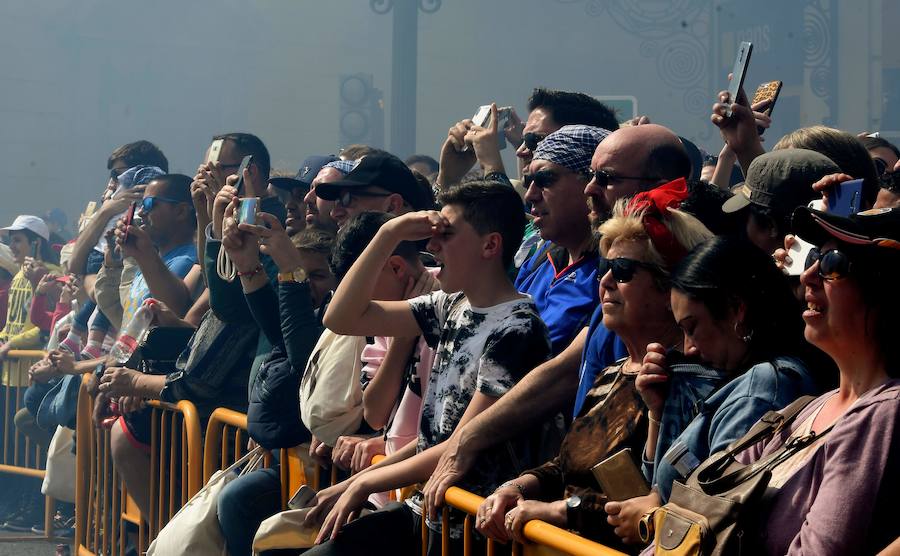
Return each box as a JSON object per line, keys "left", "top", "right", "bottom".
{"left": 827, "top": 179, "right": 863, "bottom": 217}
{"left": 233, "top": 155, "right": 253, "bottom": 195}
{"left": 288, "top": 485, "right": 316, "bottom": 510}
{"left": 725, "top": 42, "right": 753, "bottom": 117}
{"left": 236, "top": 197, "right": 259, "bottom": 225}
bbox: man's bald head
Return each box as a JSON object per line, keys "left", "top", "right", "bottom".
{"left": 584, "top": 124, "right": 690, "bottom": 225}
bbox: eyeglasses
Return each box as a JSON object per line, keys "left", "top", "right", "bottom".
{"left": 141, "top": 196, "right": 184, "bottom": 213}
{"left": 804, "top": 247, "right": 852, "bottom": 281}
{"left": 597, "top": 257, "right": 663, "bottom": 283}
{"left": 590, "top": 169, "right": 659, "bottom": 188}
{"left": 524, "top": 168, "right": 591, "bottom": 189}
{"left": 522, "top": 132, "right": 547, "bottom": 151}
{"left": 335, "top": 190, "right": 392, "bottom": 208}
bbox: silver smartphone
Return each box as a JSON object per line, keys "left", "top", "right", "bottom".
{"left": 725, "top": 42, "right": 753, "bottom": 117}
{"left": 287, "top": 485, "right": 316, "bottom": 510}
{"left": 236, "top": 197, "right": 259, "bottom": 225}
{"left": 206, "top": 138, "right": 224, "bottom": 165}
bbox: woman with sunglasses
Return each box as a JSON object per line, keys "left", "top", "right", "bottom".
{"left": 723, "top": 207, "right": 900, "bottom": 555}
{"left": 475, "top": 179, "right": 712, "bottom": 550}
{"left": 608, "top": 236, "right": 819, "bottom": 544}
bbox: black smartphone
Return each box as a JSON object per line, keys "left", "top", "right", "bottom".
{"left": 122, "top": 201, "right": 137, "bottom": 245}
{"left": 725, "top": 42, "right": 753, "bottom": 117}
{"left": 31, "top": 241, "right": 39, "bottom": 260}
{"left": 233, "top": 155, "right": 253, "bottom": 195}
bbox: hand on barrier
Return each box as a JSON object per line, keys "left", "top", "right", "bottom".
{"left": 476, "top": 486, "right": 523, "bottom": 542}
{"left": 351, "top": 436, "right": 385, "bottom": 474}
{"left": 423, "top": 432, "right": 476, "bottom": 520}
{"left": 118, "top": 395, "right": 145, "bottom": 414}
{"left": 98, "top": 366, "right": 141, "bottom": 396}
{"left": 605, "top": 491, "right": 660, "bottom": 545}
{"left": 505, "top": 499, "right": 567, "bottom": 545}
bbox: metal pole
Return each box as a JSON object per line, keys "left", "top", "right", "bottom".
{"left": 390, "top": 0, "right": 418, "bottom": 158}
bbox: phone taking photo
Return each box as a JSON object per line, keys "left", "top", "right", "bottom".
{"left": 827, "top": 178, "right": 863, "bottom": 217}
{"left": 751, "top": 80, "right": 782, "bottom": 135}
{"left": 725, "top": 42, "right": 753, "bottom": 117}
{"left": 236, "top": 197, "right": 260, "bottom": 225}
{"left": 206, "top": 138, "right": 224, "bottom": 165}
{"left": 464, "top": 105, "right": 513, "bottom": 152}
{"left": 233, "top": 155, "right": 253, "bottom": 195}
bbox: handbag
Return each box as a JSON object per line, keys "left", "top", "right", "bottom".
{"left": 146, "top": 446, "right": 265, "bottom": 556}
{"left": 643, "top": 395, "right": 829, "bottom": 556}
{"left": 41, "top": 426, "right": 76, "bottom": 503}
{"left": 252, "top": 506, "right": 374, "bottom": 554}
{"left": 36, "top": 374, "right": 81, "bottom": 430}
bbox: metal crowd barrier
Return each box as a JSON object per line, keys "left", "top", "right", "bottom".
{"left": 74, "top": 376, "right": 202, "bottom": 556}
{"left": 440, "top": 487, "right": 627, "bottom": 556}
{"left": 0, "top": 349, "right": 58, "bottom": 544}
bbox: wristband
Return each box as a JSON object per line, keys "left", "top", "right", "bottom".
{"left": 648, "top": 413, "right": 662, "bottom": 426}
{"left": 497, "top": 480, "right": 526, "bottom": 497}
{"left": 236, "top": 264, "right": 264, "bottom": 278}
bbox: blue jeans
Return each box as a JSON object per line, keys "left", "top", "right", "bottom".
{"left": 217, "top": 466, "right": 283, "bottom": 556}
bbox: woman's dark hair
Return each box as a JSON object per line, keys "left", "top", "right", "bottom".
{"left": 845, "top": 245, "right": 900, "bottom": 376}
{"left": 671, "top": 236, "right": 804, "bottom": 365}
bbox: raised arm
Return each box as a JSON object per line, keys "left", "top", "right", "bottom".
{"left": 324, "top": 211, "right": 443, "bottom": 338}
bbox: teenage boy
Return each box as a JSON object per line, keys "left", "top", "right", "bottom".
{"left": 307, "top": 181, "right": 550, "bottom": 555}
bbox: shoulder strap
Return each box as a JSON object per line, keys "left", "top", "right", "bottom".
{"left": 721, "top": 395, "right": 818, "bottom": 458}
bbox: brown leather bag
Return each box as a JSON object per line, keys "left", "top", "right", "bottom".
{"left": 643, "top": 395, "right": 830, "bottom": 555}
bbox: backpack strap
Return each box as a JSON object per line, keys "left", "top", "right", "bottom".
{"left": 722, "top": 395, "right": 818, "bottom": 457}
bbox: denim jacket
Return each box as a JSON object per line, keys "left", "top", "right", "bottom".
{"left": 645, "top": 355, "right": 818, "bottom": 503}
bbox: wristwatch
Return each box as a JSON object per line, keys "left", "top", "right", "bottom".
{"left": 565, "top": 495, "right": 583, "bottom": 532}
{"left": 277, "top": 267, "right": 308, "bottom": 284}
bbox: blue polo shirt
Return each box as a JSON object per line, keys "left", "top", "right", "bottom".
{"left": 573, "top": 304, "right": 627, "bottom": 418}
{"left": 515, "top": 244, "right": 600, "bottom": 356}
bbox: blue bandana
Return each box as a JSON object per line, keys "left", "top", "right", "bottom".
{"left": 324, "top": 159, "right": 359, "bottom": 176}
{"left": 532, "top": 125, "right": 611, "bottom": 173}
{"left": 117, "top": 165, "right": 166, "bottom": 189}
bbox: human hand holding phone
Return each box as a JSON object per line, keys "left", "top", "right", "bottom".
{"left": 437, "top": 118, "right": 478, "bottom": 188}
{"left": 466, "top": 103, "right": 507, "bottom": 176}
{"left": 221, "top": 199, "right": 261, "bottom": 273}
{"left": 115, "top": 214, "right": 153, "bottom": 262}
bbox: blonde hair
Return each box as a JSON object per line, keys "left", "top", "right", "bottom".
{"left": 598, "top": 198, "right": 713, "bottom": 271}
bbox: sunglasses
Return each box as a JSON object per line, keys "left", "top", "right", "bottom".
{"left": 524, "top": 168, "right": 591, "bottom": 189}
{"left": 804, "top": 247, "right": 852, "bottom": 281}
{"left": 597, "top": 257, "right": 663, "bottom": 283}
{"left": 141, "top": 196, "right": 184, "bottom": 213}
{"left": 335, "top": 190, "right": 392, "bottom": 208}
{"left": 522, "top": 132, "right": 547, "bottom": 151}
{"left": 590, "top": 169, "right": 658, "bottom": 188}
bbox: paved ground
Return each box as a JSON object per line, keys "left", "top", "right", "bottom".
{"left": 0, "top": 532, "right": 71, "bottom": 555}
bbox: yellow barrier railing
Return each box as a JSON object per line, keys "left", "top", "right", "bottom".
{"left": 0, "top": 349, "right": 59, "bottom": 544}
{"left": 441, "top": 487, "right": 628, "bottom": 556}
{"left": 144, "top": 399, "right": 203, "bottom": 546}
{"left": 74, "top": 376, "right": 202, "bottom": 556}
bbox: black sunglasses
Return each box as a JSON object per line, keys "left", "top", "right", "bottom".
{"left": 522, "top": 132, "right": 547, "bottom": 151}
{"left": 597, "top": 257, "right": 663, "bottom": 283}
{"left": 524, "top": 168, "right": 591, "bottom": 189}
{"left": 805, "top": 247, "right": 852, "bottom": 281}
{"left": 336, "top": 190, "right": 392, "bottom": 208}
{"left": 590, "top": 169, "right": 658, "bottom": 188}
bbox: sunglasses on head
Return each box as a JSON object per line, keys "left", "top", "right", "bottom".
{"left": 589, "top": 169, "right": 658, "bottom": 188}
{"left": 597, "top": 257, "right": 662, "bottom": 283}
{"left": 336, "top": 190, "right": 392, "bottom": 208}
{"left": 141, "top": 196, "right": 183, "bottom": 213}
{"left": 804, "top": 247, "right": 852, "bottom": 280}
{"left": 522, "top": 132, "right": 547, "bottom": 151}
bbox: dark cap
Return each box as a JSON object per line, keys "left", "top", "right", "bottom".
{"left": 270, "top": 155, "right": 339, "bottom": 191}
{"left": 722, "top": 149, "right": 841, "bottom": 213}
{"left": 791, "top": 206, "right": 900, "bottom": 253}
{"left": 315, "top": 152, "right": 434, "bottom": 210}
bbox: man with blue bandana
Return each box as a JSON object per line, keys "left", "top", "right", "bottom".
{"left": 515, "top": 125, "right": 611, "bottom": 355}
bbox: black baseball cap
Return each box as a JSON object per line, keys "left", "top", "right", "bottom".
{"left": 722, "top": 149, "right": 841, "bottom": 213}
{"left": 791, "top": 206, "right": 900, "bottom": 253}
{"left": 315, "top": 152, "right": 434, "bottom": 210}
{"left": 270, "top": 155, "right": 338, "bottom": 191}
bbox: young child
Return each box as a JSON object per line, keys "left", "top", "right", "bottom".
{"left": 306, "top": 180, "right": 551, "bottom": 555}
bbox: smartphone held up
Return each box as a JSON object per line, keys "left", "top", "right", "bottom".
{"left": 725, "top": 41, "right": 753, "bottom": 117}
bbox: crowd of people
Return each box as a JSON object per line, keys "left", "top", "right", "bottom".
{"left": 1, "top": 76, "right": 899, "bottom": 556}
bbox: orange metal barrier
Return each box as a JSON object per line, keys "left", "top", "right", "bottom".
{"left": 74, "top": 376, "right": 202, "bottom": 556}
{"left": 0, "top": 349, "right": 58, "bottom": 543}
{"left": 441, "top": 487, "right": 628, "bottom": 556}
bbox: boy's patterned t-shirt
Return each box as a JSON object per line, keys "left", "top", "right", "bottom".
{"left": 407, "top": 290, "right": 550, "bottom": 535}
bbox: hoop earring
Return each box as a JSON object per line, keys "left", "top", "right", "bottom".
{"left": 734, "top": 321, "right": 753, "bottom": 343}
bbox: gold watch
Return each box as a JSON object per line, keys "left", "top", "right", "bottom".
{"left": 277, "top": 267, "right": 308, "bottom": 284}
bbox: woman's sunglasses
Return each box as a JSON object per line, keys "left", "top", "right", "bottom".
{"left": 804, "top": 247, "right": 852, "bottom": 281}
{"left": 597, "top": 257, "right": 662, "bottom": 283}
